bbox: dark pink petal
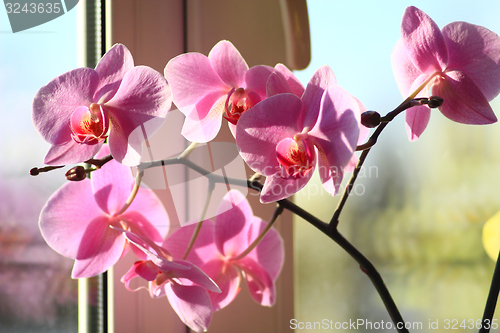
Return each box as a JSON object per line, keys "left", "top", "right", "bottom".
{"left": 125, "top": 189, "right": 170, "bottom": 239}
{"left": 236, "top": 94, "right": 303, "bottom": 176}
{"left": 133, "top": 260, "right": 159, "bottom": 281}
{"left": 208, "top": 40, "right": 248, "bottom": 88}
{"left": 246, "top": 217, "right": 284, "bottom": 280}
{"left": 163, "top": 220, "right": 218, "bottom": 267}
{"left": 170, "top": 260, "right": 221, "bottom": 293}
{"left": 121, "top": 261, "right": 151, "bottom": 292}
{"left": 433, "top": 70, "right": 497, "bottom": 124}
{"left": 32, "top": 68, "right": 100, "bottom": 155}
{"left": 405, "top": 105, "right": 431, "bottom": 141}
{"left": 214, "top": 190, "right": 253, "bottom": 257}
{"left": 266, "top": 72, "right": 295, "bottom": 97}
{"left": 201, "top": 259, "right": 241, "bottom": 311}
{"left": 245, "top": 65, "right": 275, "bottom": 99}
{"left": 165, "top": 283, "right": 213, "bottom": 333}
{"left": 400, "top": 6, "right": 448, "bottom": 73}
{"left": 180, "top": 94, "right": 226, "bottom": 143}
{"left": 443, "top": 21, "right": 500, "bottom": 101}
{"left": 94, "top": 44, "right": 135, "bottom": 103}
{"left": 43, "top": 139, "right": 103, "bottom": 165}
{"left": 311, "top": 85, "right": 360, "bottom": 194}
{"left": 274, "top": 63, "right": 305, "bottom": 97}
{"left": 391, "top": 38, "right": 424, "bottom": 97}
{"left": 260, "top": 171, "right": 313, "bottom": 203}
{"left": 237, "top": 257, "right": 275, "bottom": 306}
{"left": 39, "top": 179, "right": 102, "bottom": 259}
{"left": 301, "top": 65, "right": 337, "bottom": 129}
{"left": 72, "top": 217, "right": 126, "bottom": 278}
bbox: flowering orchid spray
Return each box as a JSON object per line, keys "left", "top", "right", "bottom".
{"left": 29, "top": 5, "right": 500, "bottom": 332}
{"left": 391, "top": 6, "right": 500, "bottom": 140}
{"left": 33, "top": 43, "right": 172, "bottom": 166}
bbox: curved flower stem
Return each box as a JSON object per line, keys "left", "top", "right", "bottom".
{"left": 115, "top": 169, "right": 144, "bottom": 216}
{"left": 182, "top": 181, "right": 215, "bottom": 260}
{"left": 178, "top": 142, "right": 199, "bottom": 159}
{"left": 479, "top": 248, "right": 500, "bottom": 333}
{"left": 232, "top": 204, "right": 284, "bottom": 261}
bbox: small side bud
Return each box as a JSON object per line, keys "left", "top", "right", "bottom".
{"left": 65, "top": 166, "right": 87, "bottom": 181}
{"left": 361, "top": 111, "right": 381, "bottom": 128}
{"left": 428, "top": 96, "right": 444, "bottom": 108}
{"left": 30, "top": 167, "right": 39, "bottom": 176}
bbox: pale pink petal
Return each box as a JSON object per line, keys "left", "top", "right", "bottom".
{"left": 39, "top": 180, "right": 102, "bottom": 258}
{"left": 32, "top": 68, "right": 100, "bottom": 145}
{"left": 391, "top": 38, "right": 424, "bottom": 97}
{"left": 126, "top": 189, "right": 170, "bottom": 239}
{"left": 274, "top": 63, "right": 305, "bottom": 97}
{"left": 208, "top": 40, "right": 248, "bottom": 88}
{"left": 214, "top": 190, "right": 253, "bottom": 257}
{"left": 245, "top": 65, "right": 275, "bottom": 99}
{"left": 400, "top": 6, "right": 448, "bottom": 73}
{"left": 237, "top": 257, "right": 275, "bottom": 306}
{"left": 43, "top": 139, "right": 103, "bottom": 165}
{"left": 442, "top": 21, "right": 500, "bottom": 101}
{"left": 170, "top": 260, "right": 221, "bottom": 293}
{"left": 201, "top": 259, "right": 241, "bottom": 311}
{"left": 260, "top": 171, "right": 313, "bottom": 203}
{"left": 165, "top": 283, "right": 213, "bottom": 333}
{"left": 301, "top": 65, "right": 337, "bottom": 129}
{"left": 94, "top": 44, "right": 135, "bottom": 103}
{"left": 246, "top": 217, "right": 284, "bottom": 280}
{"left": 433, "top": 70, "right": 497, "bottom": 124}
{"left": 90, "top": 145, "right": 134, "bottom": 214}
{"left": 236, "top": 94, "right": 303, "bottom": 176}
{"left": 405, "top": 105, "right": 431, "bottom": 141}
{"left": 180, "top": 94, "right": 226, "bottom": 143}
{"left": 72, "top": 217, "right": 125, "bottom": 278}
{"left": 266, "top": 72, "right": 295, "bottom": 97}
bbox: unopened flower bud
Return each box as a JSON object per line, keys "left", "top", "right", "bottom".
{"left": 361, "top": 111, "right": 381, "bottom": 128}
{"left": 65, "top": 166, "right": 87, "bottom": 181}
{"left": 30, "top": 167, "right": 40, "bottom": 176}
{"left": 428, "top": 96, "right": 444, "bottom": 108}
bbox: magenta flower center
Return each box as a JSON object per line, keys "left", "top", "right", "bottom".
{"left": 70, "top": 103, "right": 109, "bottom": 145}
{"left": 224, "top": 88, "right": 261, "bottom": 125}
{"left": 276, "top": 133, "right": 315, "bottom": 178}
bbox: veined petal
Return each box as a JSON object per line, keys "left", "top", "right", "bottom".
{"left": 201, "top": 259, "right": 241, "bottom": 312}
{"left": 433, "top": 70, "right": 497, "bottom": 124}
{"left": 245, "top": 65, "right": 275, "bottom": 99}
{"left": 165, "top": 284, "right": 213, "bottom": 333}
{"left": 274, "top": 63, "right": 305, "bottom": 97}
{"left": 266, "top": 71, "right": 295, "bottom": 97}
{"left": 443, "top": 21, "right": 500, "bottom": 101}
{"left": 236, "top": 94, "right": 303, "bottom": 176}
{"left": 400, "top": 6, "right": 448, "bottom": 73}
{"left": 237, "top": 257, "right": 276, "bottom": 307}
{"left": 169, "top": 260, "right": 221, "bottom": 293}
{"left": 214, "top": 190, "right": 253, "bottom": 258}
{"left": 180, "top": 93, "right": 226, "bottom": 143}
{"left": 405, "top": 105, "right": 431, "bottom": 141}
{"left": 32, "top": 68, "right": 100, "bottom": 146}
{"left": 43, "top": 139, "right": 103, "bottom": 165}
{"left": 391, "top": 38, "right": 424, "bottom": 97}
{"left": 260, "top": 171, "right": 313, "bottom": 203}
{"left": 208, "top": 40, "right": 249, "bottom": 88}
{"left": 39, "top": 179, "right": 102, "bottom": 259}
{"left": 94, "top": 43, "right": 135, "bottom": 103}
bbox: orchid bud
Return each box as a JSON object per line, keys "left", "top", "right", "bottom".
{"left": 428, "top": 96, "right": 444, "bottom": 109}
{"left": 361, "top": 111, "right": 381, "bottom": 128}
{"left": 65, "top": 166, "right": 87, "bottom": 181}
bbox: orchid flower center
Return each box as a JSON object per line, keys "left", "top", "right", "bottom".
{"left": 70, "top": 103, "right": 109, "bottom": 145}
{"left": 223, "top": 87, "right": 261, "bottom": 125}
{"left": 276, "top": 130, "right": 316, "bottom": 178}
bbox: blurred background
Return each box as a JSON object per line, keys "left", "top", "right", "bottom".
{"left": 1, "top": 0, "right": 500, "bottom": 332}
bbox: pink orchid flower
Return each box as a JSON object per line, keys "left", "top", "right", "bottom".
{"left": 117, "top": 229, "right": 220, "bottom": 333}
{"left": 164, "top": 40, "right": 304, "bottom": 142}
{"left": 163, "top": 190, "right": 284, "bottom": 311}
{"left": 33, "top": 43, "right": 172, "bottom": 166}
{"left": 391, "top": 6, "right": 500, "bottom": 140}
{"left": 236, "top": 66, "right": 361, "bottom": 203}
{"left": 39, "top": 145, "right": 169, "bottom": 278}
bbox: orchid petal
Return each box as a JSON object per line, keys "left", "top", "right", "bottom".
{"left": 133, "top": 260, "right": 159, "bottom": 281}
{"left": 260, "top": 170, "right": 313, "bottom": 203}
{"left": 443, "top": 21, "right": 500, "bottom": 101}
{"left": 43, "top": 139, "right": 103, "bottom": 165}
{"left": 245, "top": 65, "right": 275, "bottom": 99}
{"left": 208, "top": 40, "right": 248, "bottom": 88}
{"left": 94, "top": 44, "right": 135, "bottom": 103}
{"left": 405, "top": 105, "right": 431, "bottom": 141}
{"left": 180, "top": 94, "right": 226, "bottom": 143}
{"left": 237, "top": 257, "right": 275, "bottom": 307}
{"left": 433, "top": 70, "right": 497, "bottom": 124}
{"left": 170, "top": 260, "right": 221, "bottom": 293}
{"left": 391, "top": 38, "right": 424, "bottom": 97}
{"left": 165, "top": 284, "right": 213, "bottom": 333}
{"left": 400, "top": 6, "right": 448, "bottom": 73}
{"left": 266, "top": 71, "right": 295, "bottom": 97}
{"left": 274, "top": 63, "right": 305, "bottom": 97}
{"left": 201, "top": 259, "right": 241, "bottom": 312}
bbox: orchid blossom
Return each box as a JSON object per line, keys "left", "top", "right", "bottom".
{"left": 164, "top": 40, "right": 303, "bottom": 142}
{"left": 32, "top": 43, "right": 172, "bottom": 166}
{"left": 391, "top": 6, "right": 500, "bottom": 140}
{"left": 236, "top": 66, "right": 361, "bottom": 203}
{"left": 118, "top": 229, "right": 220, "bottom": 333}
{"left": 38, "top": 145, "right": 169, "bottom": 278}
{"left": 163, "top": 190, "right": 284, "bottom": 311}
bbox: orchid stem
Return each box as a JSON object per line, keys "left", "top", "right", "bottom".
{"left": 182, "top": 181, "right": 215, "bottom": 260}
{"left": 178, "top": 142, "right": 198, "bottom": 159}
{"left": 479, "top": 248, "right": 500, "bottom": 333}
{"left": 115, "top": 170, "right": 143, "bottom": 216}
{"left": 232, "top": 204, "right": 284, "bottom": 261}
